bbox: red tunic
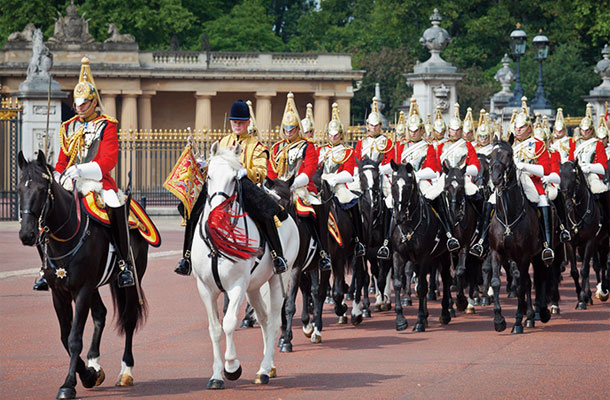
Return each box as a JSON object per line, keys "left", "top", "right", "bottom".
{"left": 514, "top": 138, "right": 552, "bottom": 195}
{"left": 436, "top": 140, "right": 481, "bottom": 172}
{"left": 55, "top": 114, "right": 119, "bottom": 191}
{"left": 354, "top": 136, "right": 395, "bottom": 165}
{"left": 550, "top": 151, "right": 561, "bottom": 175}
{"left": 320, "top": 144, "right": 357, "bottom": 175}
{"left": 394, "top": 140, "right": 441, "bottom": 173}
{"left": 267, "top": 139, "right": 319, "bottom": 193}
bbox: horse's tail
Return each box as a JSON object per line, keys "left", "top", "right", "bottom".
{"left": 109, "top": 238, "right": 148, "bottom": 335}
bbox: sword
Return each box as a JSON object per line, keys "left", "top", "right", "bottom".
{"left": 44, "top": 74, "right": 51, "bottom": 162}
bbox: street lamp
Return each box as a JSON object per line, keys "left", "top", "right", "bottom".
{"left": 507, "top": 23, "right": 527, "bottom": 107}
{"left": 531, "top": 29, "right": 552, "bottom": 110}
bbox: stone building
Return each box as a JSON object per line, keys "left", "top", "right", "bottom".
{"left": 0, "top": 2, "right": 363, "bottom": 133}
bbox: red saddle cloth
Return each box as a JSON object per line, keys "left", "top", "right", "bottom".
{"left": 295, "top": 198, "right": 342, "bottom": 246}
{"left": 81, "top": 192, "right": 161, "bottom": 247}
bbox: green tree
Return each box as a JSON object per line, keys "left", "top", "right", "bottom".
{"left": 0, "top": 0, "right": 62, "bottom": 46}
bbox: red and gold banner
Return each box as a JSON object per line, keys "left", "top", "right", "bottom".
{"left": 163, "top": 144, "right": 205, "bottom": 219}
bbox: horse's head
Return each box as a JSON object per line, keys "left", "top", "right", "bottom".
{"left": 443, "top": 164, "right": 466, "bottom": 218}
{"left": 475, "top": 154, "right": 490, "bottom": 188}
{"left": 391, "top": 160, "right": 417, "bottom": 223}
{"left": 17, "top": 151, "right": 54, "bottom": 246}
{"left": 264, "top": 176, "right": 293, "bottom": 210}
{"left": 357, "top": 156, "right": 380, "bottom": 208}
{"left": 490, "top": 139, "right": 515, "bottom": 190}
{"left": 206, "top": 142, "right": 241, "bottom": 209}
{"left": 560, "top": 160, "right": 583, "bottom": 211}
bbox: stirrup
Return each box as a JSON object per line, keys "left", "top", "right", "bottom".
{"left": 33, "top": 275, "right": 49, "bottom": 291}
{"left": 118, "top": 261, "right": 135, "bottom": 288}
{"left": 377, "top": 240, "right": 390, "bottom": 260}
{"left": 319, "top": 251, "right": 331, "bottom": 271}
{"left": 560, "top": 228, "right": 571, "bottom": 243}
{"left": 174, "top": 250, "right": 192, "bottom": 276}
{"left": 447, "top": 236, "right": 460, "bottom": 252}
{"left": 541, "top": 245, "right": 554, "bottom": 265}
{"left": 273, "top": 257, "right": 288, "bottom": 274}
{"left": 355, "top": 241, "right": 366, "bottom": 257}
{"left": 469, "top": 241, "right": 484, "bottom": 258}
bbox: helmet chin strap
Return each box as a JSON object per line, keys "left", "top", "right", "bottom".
{"left": 77, "top": 100, "right": 97, "bottom": 120}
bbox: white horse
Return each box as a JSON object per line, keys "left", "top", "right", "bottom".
{"left": 191, "top": 143, "right": 300, "bottom": 389}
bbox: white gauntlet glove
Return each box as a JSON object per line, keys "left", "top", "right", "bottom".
{"left": 236, "top": 168, "right": 248, "bottom": 179}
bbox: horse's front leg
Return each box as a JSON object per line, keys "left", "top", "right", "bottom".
{"left": 577, "top": 242, "right": 594, "bottom": 309}
{"left": 392, "top": 251, "right": 408, "bottom": 331}
{"left": 439, "top": 254, "right": 453, "bottom": 325}
{"left": 414, "top": 263, "right": 428, "bottom": 332}
{"left": 350, "top": 255, "right": 364, "bottom": 326}
{"left": 298, "top": 271, "right": 314, "bottom": 340}
{"left": 310, "top": 268, "right": 330, "bottom": 343}
{"left": 569, "top": 246, "right": 582, "bottom": 303}
{"left": 332, "top": 262, "right": 348, "bottom": 323}
{"left": 195, "top": 279, "right": 225, "bottom": 389}
{"left": 490, "top": 251, "right": 506, "bottom": 332}
{"left": 57, "top": 287, "right": 97, "bottom": 399}
{"left": 85, "top": 290, "right": 107, "bottom": 387}
{"left": 510, "top": 261, "right": 525, "bottom": 334}
{"left": 455, "top": 252, "right": 468, "bottom": 312}
{"left": 524, "top": 264, "right": 536, "bottom": 329}
{"left": 223, "top": 283, "right": 247, "bottom": 381}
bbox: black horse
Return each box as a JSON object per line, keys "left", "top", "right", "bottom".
{"left": 357, "top": 157, "right": 393, "bottom": 313}
{"left": 389, "top": 161, "right": 453, "bottom": 332}
{"left": 265, "top": 177, "right": 327, "bottom": 351}
{"left": 488, "top": 141, "right": 551, "bottom": 334}
{"left": 559, "top": 160, "right": 610, "bottom": 308}
{"left": 18, "top": 151, "right": 148, "bottom": 399}
{"left": 443, "top": 166, "right": 482, "bottom": 314}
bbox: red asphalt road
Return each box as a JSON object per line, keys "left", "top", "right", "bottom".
{"left": 1, "top": 220, "right": 609, "bottom": 400}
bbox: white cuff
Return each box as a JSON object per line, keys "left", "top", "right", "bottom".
{"left": 522, "top": 164, "right": 544, "bottom": 177}
{"left": 78, "top": 162, "right": 103, "bottom": 180}
{"left": 589, "top": 163, "right": 606, "bottom": 175}
{"left": 546, "top": 172, "right": 560, "bottom": 184}
{"left": 379, "top": 163, "right": 393, "bottom": 175}
{"left": 292, "top": 173, "right": 309, "bottom": 189}
{"left": 53, "top": 170, "right": 61, "bottom": 183}
{"left": 466, "top": 165, "right": 478, "bottom": 177}
{"left": 334, "top": 170, "right": 354, "bottom": 184}
{"left": 416, "top": 167, "right": 437, "bottom": 181}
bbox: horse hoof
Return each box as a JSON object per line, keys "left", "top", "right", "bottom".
{"left": 277, "top": 337, "right": 284, "bottom": 347}
{"left": 380, "top": 303, "right": 392, "bottom": 312}
{"left": 494, "top": 319, "right": 506, "bottom": 332}
{"left": 575, "top": 302, "right": 587, "bottom": 310}
{"left": 345, "top": 293, "right": 353, "bottom": 301}
{"left": 311, "top": 333, "right": 322, "bottom": 343}
{"left": 413, "top": 323, "right": 425, "bottom": 332}
{"left": 427, "top": 292, "right": 437, "bottom": 301}
{"left": 396, "top": 320, "right": 408, "bottom": 331}
{"left": 450, "top": 308, "right": 456, "bottom": 318}
{"left": 223, "top": 365, "right": 242, "bottom": 381}
{"left": 206, "top": 379, "right": 225, "bottom": 390}
{"left": 115, "top": 374, "right": 134, "bottom": 387}
{"left": 539, "top": 308, "right": 551, "bottom": 323}
{"left": 337, "top": 316, "right": 348, "bottom": 324}
{"left": 507, "top": 291, "right": 516, "bottom": 299}
{"left": 481, "top": 297, "right": 491, "bottom": 306}
{"left": 254, "top": 374, "right": 270, "bottom": 385}
{"left": 80, "top": 367, "right": 99, "bottom": 388}
{"left": 373, "top": 304, "right": 381, "bottom": 312}
{"left": 439, "top": 314, "right": 451, "bottom": 325}
{"left": 511, "top": 325, "right": 524, "bottom": 334}
{"left": 280, "top": 342, "right": 293, "bottom": 353}
{"left": 325, "top": 296, "right": 334, "bottom": 304}
{"left": 363, "top": 309, "right": 371, "bottom": 318}
{"left": 56, "top": 387, "right": 76, "bottom": 399}
{"left": 302, "top": 325, "right": 313, "bottom": 338}
{"left": 240, "top": 319, "right": 255, "bottom": 328}
{"left": 473, "top": 298, "right": 481, "bottom": 306}
{"left": 525, "top": 319, "right": 535, "bottom": 329}
{"left": 465, "top": 305, "right": 476, "bottom": 315}
{"left": 551, "top": 305, "right": 560, "bottom": 315}
{"left": 95, "top": 367, "right": 105, "bottom": 386}
{"left": 351, "top": 314, "right": 363, "bottom": 326}
{"left": 269, "top": 367, "right": 277, "bottom": 378}
{"left": 369, "top": 287, "right": 376, "bottom": 294}
{"left": 535, "top": 312, "right": 541, "bottom": 321}
{"left": 599, "top": 291, "right": 610, "bottom": 302}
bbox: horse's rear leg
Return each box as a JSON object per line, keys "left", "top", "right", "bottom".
{"left": 510, "top": 262, "right": 525, "bottom": 334}
{"left": 310, "top": 268, "right": 329, "bottom": 343}
{"left": 85, "top": 290, "right": 107, "bottom": 387}
{"left": 114, "top": 285, "right": 143, "bottom": 387}
{"left": 195, "top": 279, "right": 225, "bottom": 389}
{"left": 414, "top": 265, "right": 428, "bottom": 332}
{"left": 490, "top": 252, "right": 506, "bottom": 332}
{"left": 439, "top": 255, "right": 453, "bottom": 325}
{"left": 279, "top": 267, "right": 300, "bottom": 353}
{"left": 57, "top": 288, "right": 97, "bottom": 399}
{"left": 392, "top": 253, "right": 408, "bottom": 331}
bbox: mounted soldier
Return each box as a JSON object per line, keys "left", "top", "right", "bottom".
{"left": 266, "top": 92, "right": 332, "bottom": 270}
{"left": 429, "top": 105, "right": 448, "bottom": 151}
{"left": 472, "top": 97, "right": 555, "bottom": 264}
{"left": 39, "top": 57, "right": 135, "bottom": 289}
{"left": 462, "top": 107, "right": 476, "bottom": 143}
{"left": 318, "top": 103, "right": 366, "bottom": 257}
{"left": 474, "top": 110, "right": 493, "bottom": 157}
{"left": 549, "top": 108, "right": 575, "bottom": 162}
{"left": 574, "top": 103, "right": 609, "bottom": 218}
{"left": 175, "top": 99, "right": 288, "bottom": 276}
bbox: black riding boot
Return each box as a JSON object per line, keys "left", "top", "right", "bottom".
{"left": 33, "top": 244, "right": 49, "bottom": 291}
{"left": 348, "top": 203, "right": 366, "bottom": 257}
{"left": 175, "top": 189, "right": 206, "bottom": 276}
{"left": 432, "top": 196, "right": 460, "bottom": 252}
{"left": 554, "top": 191, "right": 571, "bottom": 243}
{"left": 301, "top": 216, "right": 331, "bottom": 271}
{"left": 262, "top": 219, "right": 288, "bottom": 274}
{"left": 470, "top": 201, "right": 493, "bottom": 258}
{"left": 108, "top": 204, "right": 135, "bottom": 288}
{"left": 377, "top": 206, "right": 393, "bottom": 260}
{"left": 540, "top": 206, "right": 554, "bottom": 265}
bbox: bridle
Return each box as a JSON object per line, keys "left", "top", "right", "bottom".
{"left": 395, "top": 174, "right": 425, "bottom": 242}
{"left": 563, "top": 164, "right": 595, "bottom": 234}
{"left": 491, "top": 157, "right": 526, "bottom": 237}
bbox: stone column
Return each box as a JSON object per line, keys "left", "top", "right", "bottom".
{"left": 120, "top": 91, "right": 140, "bottom": 131}
{"left": 120, "top": 91, "right": 140, "bottom": 188}
{"left": 256, "top": 91, "right": 275, "bottom": 136}
{"left": 139, "top": 90, "right": 155, "bottom": 131}
{"left": 195, "top": 91, "right": 216, "bottom": 131}
{"left": 314, "top": 92, "right": 333, "bottom": 136}
{"left": 15, "top": 78, "right": 67, "bottom": 164}
{"left": 102, "top": 91, "right": 120, "bottom": 119}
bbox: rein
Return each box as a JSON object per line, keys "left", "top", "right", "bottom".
{"left": 493, "top": 161, "right": 526, "bottom": 237}
{"left": 566, "top": 172, "right": 595, "bottom": 234}
{"left": 395, "top": 179, "right": 426, "bottom": 243}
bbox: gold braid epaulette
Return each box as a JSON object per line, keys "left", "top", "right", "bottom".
{"left": 59, "top": 120, "right": 85, "bottom": 169}
{"left": 100, "top": 114, "right": 118, "bottom": 124}
{"left": 517, "top": 139, "right": 546, "bottom": 161}
{"left": 375, "top": 135, "right": 394, "bottom": 154}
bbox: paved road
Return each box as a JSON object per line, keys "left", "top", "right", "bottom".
{"left": 1, "top": 217, "right": 609, "bottom": 399}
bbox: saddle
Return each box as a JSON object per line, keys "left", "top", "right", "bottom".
{"left": 81, "top": 191, "right": 161, "bottom": 247}
{"left": 294, "top": 198, "right": 342, "bottom": 246}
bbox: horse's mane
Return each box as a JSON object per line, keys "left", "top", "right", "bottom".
{"left": 209, "top": 146, "right": 242, "bottom": 172}
{"left": 492, "top": 140, "right": 513, "bottom": 157}
{"left": 21, "top": 157, "right": 55, "bottom": 182}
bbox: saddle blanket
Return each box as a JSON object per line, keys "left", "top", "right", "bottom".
{"left": 82, "top": 192, "right": 162, "bottom": 247}
{"left": 295, "top": 198, "right": 342, "bottom": 246}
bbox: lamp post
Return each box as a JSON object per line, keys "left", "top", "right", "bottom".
{"left": 531, "top": 29, "right": 552, "bottom": 110}
{"left": 507, "top": 24, "right": 527, "bottom": 107}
